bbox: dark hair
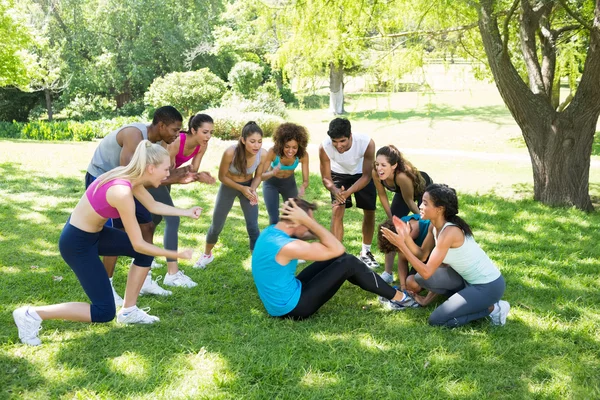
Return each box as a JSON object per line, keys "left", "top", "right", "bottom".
{"left": 152, "top": 106, "right": 183, "bottom": 126}
{"left": 273, "top": 122, "right": 309, "bottom": 159}
{"left": 425, "top": 183, "right": 473, "bottom": 237}
{"left": 377, "top": 219, "right": 399, "bottom": 254}
{"left": 327, "top": 118, "right": 351, "bottom": 139}
{"left": 280, "top": 198, "right": 318, "bottom": 222}
{"left": 187, "top": 113, "right": 213, "bottom": 134}
{"left": 232, "top": 121, "right": 263, "bottom": 175}
{"left": 376, "top": 145, "right": 426, "bottom": 200}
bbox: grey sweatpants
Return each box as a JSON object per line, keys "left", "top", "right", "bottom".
{"left": 415, "top": 266, "right": 505, "bottom": 328}
{"left": 206, "top": 181, "right": 260, "bottom": 250}
{"left": 263, "top": 174, "right": 298, "bottom": 225}
{"left": 147, "top": 185, "right": 179, "bottom": 262}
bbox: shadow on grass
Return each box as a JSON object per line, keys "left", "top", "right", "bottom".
{"left": 2, "top": 169, "right": 599, "bottom": 398}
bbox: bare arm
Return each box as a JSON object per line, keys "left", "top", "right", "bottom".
{"left": 190, "top": 143, "right": 206, "bottom": 173}
{"left": 372, "top": 169, "right": 392, "bottom": 219}
{"left": 396, "top": 172, "right": 420, "bottom": 215}
{"left": 275, "top": 199, "right": 345, "bottom": 264}
{"left": 118, "top": 127, "right": 144, "bottom": 166}
{"left": 298, "top": 152, "right": 309, "bottom": 197}
{"left": 132, "top": 185, "right": 201, "bottom": 218}
{"left": 260, "top": 148, "right": 279, "bottom": 181}
{"left": 319, "top": 145, "right": 344, "bottom": 203}
{"left": 343, "top": 139, "right": 375, "bottom": 196}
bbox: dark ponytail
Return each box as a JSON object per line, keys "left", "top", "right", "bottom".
{"left": 425, "top": 183, "right": 473, "bottom": 237}
{"left": 376, "top": 145, "right": 426, "bottom": 199}
{"left": 187, "top": 113, "right": 214, "bottom": 134}
{"left": 233, "top": 121, "right": 263, "bottom": 175}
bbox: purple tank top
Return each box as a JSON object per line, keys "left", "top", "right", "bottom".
{"left": 85, "top": 179, "right": 132, "bottom": 219}
{"left": 174, "top": 132, "right": 200, "bottom": 168}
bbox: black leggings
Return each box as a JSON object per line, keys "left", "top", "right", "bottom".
{"left": 282, "top": 253, "right": 397, "bottom": 320}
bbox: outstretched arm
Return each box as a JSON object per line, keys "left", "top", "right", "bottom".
{"left": 132, "top": 185, "right": 201, "bottom": 218}
{"left": 372, "top": 169, "right": 392, "bottom": 219}
{"left": 319, "top": 145, "right": 345, "bottom": 204}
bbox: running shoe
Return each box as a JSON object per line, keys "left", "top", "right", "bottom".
{"left": 151, "top": 260, "right": 163, "bottom": 269}
{"left": 139, "top": 273, "right": 172, "bottom": 296}
{"left": 193, "top": 252, "right": 214, "bottom": 269}
{"left": 163, "top": 270, "right": 198, "bottom": 288}
{"left": 490, "top": 300, "right": 510, "bottom": 326}
{"left": 13, "top": 306, "right": 42, "bottom": 346}
{"left": 116, "top": 306, "right": 160, "bottom": 324}
{"left": 380, "top": 271, "right": 394, "bottom": 284}
{"left": 358, "top": 251, "right": 380, "bottom": 269}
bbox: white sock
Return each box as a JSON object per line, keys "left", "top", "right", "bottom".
{"left": 121, "top": 305, "right": 137, "bottom": 314}
{"left": 362, "top": 243, "right": 371, "bottom": 255}
{"left": 490, "top": 303, "right": 500, "bottom": 315}
{"left": 27, "top": 308, "right": 42, "bottom": 321}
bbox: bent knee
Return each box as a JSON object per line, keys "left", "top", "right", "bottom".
{"left": 91, "top": 303, "right": 116, "bottom": 323}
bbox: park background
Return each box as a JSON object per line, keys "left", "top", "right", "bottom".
{"left": 1, "top": 0, "right": 600, "bottom": 399}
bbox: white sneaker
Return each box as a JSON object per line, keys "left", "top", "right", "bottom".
{"left": 110, "top": 280, "right": 124, "bottom": 307}
{"left": 380, "top": 271, "right": 394, "bottom": 284}
{"left": 116, "top": 306, "right": 160, "bottom": 324}
{"left": 151, "top": 260, "right": 163, "bottom": 269}
{"left": 358, "top": 251, "right": 380, "bottom": 269}
{"left": 490, "top": 300, "right": 510, "bottom": 326}
{"left": 164, "top": 270, "right": 198, "bottom": 288}
{"left": 193, "top": 252, "right": 214, "bottom": 269}
{"left": 139, "top": 273, "right": 172, "bottom": 296}
{"left": 298, "top": 259, "right": 306, "bottom": 264}
{"left": 13, "top": 306, "right": 42, "bottom": 346}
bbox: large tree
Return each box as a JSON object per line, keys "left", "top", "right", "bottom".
{"left": 475, "top": 0, "right": 600, "bottom": 210}
{"left": 0, "top": 0, "right": 33, "bottom": 87}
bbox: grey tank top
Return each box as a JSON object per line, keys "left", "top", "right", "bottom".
{"left": 228, "top": 147, "right": 262, "bottom": 175}
{"left": 87, "top": 123, "right": 149, "bottom": 177}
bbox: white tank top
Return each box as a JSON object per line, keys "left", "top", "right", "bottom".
{"left": 322, "top": 133, "right": 370, "bottom": 175}
{"left": 434, "top": 222, "right": 501, "bottom": 284}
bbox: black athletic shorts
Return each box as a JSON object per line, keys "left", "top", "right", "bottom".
{"left": 330, "top": 172, "right": 377, "bottom": 210}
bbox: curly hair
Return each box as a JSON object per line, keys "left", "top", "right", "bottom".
{"left": 376, "top": 145, "right": 426, "bottom": 200}
{"left": 273, "top": 122, "right": 309, "bottom": 159}
{"left": 377, "top": 219, "right": 399, "bottom": 254}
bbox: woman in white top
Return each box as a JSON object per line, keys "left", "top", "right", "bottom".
{"left": 381, "top": 183, "right": 510, "bottom": 327}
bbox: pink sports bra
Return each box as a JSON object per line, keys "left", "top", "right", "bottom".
{"left": 85, "top": 179, "right": 132, "bottom": 219}
{"left": 174, "top": 132, "right": 200, "bottom": 168}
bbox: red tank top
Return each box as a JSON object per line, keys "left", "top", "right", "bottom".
{"left": 174, "top": 132, "right": 200, "bottom": 168}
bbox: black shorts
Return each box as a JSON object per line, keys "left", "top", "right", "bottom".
{"left": 85, "top": 172, "right": 152, "bottom": 228}
{"left": 330, "top": 172, "right": 377, "bottom": 210}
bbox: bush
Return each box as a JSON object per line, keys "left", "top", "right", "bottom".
{"left": 0, "top": 121, "right": 24, "bottom": 138}
{"left": 0, "top": 121, "right": 96, "bottom": 141}
{"left": 145, "top": 69, "right": 227, "bottom": 117}
{"left": 0, "top": 88, "right": 43, "bottom": 122}
{"left": 202, "top": 108, "right": 284, "bottom": 140}
{"left": 228, "top": 61, "right": 264, "bottom": 96}
{"left": 221, "top": 82, "right": 287, "bottom": 118}
{"left": 62, "top": 95, "right": 116, "bottom": 120}
{"left": 117, "top": 101, "right": 146, "bottom": 117}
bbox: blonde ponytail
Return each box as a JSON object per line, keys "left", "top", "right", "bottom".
{"left": 96, "top": 140, "right": 169, "bottom": 190}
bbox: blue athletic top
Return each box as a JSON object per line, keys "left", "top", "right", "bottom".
{"left": 251, "top": 225, "right": 301, "bottom": 316}
{"left": 271, "top": 155, "right": 299, "bottom": 171}
{"left": 401, "top": 214, "right": 430, "bottom": 246}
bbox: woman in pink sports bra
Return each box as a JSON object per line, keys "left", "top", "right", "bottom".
{"left": 145, "top": 114, "right": 216, "bottom": 289}
{"left": 13, "top": 141, "right": 203, "bottom": 346}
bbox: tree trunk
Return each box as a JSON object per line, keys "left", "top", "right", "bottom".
{"left": 477, "top": 0, "right": 600, "bottom": 211}
{"left": 329, "top": 62, "right": 345, "bottom": 115}
{"left": 44, "top": 89, "right": 53, "bottom": 122}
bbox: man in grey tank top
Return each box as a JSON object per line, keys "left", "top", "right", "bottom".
{"left": 85, "top": 106, "right": 194, "bottom": 305}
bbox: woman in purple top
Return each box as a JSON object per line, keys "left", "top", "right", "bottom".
{"left": 13, "top": 141, "right": 202, "bottom": 346}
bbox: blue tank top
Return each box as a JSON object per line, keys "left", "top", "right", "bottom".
{"left": 271, "top": 155, "right": 299, "bottom": 171}
{"left": 400, "top": 214, "right": 430, "bottom": 246}
{"left": 251, "top": 225, "right": 301, "bottom": 316}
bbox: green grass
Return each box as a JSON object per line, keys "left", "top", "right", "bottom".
{"left": 1, "top": 155, "right": 600, "bottom": 399}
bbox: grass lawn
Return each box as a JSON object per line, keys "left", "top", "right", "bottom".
{"left": 1, "top": 89, "right": 600, "bottom": 399}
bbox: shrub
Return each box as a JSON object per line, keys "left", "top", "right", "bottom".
{"left": 228, "top": 61, "right": 264, "bottom": 96}
{"left": 117, "top": 101, "right": 146, "bottom": 117}
{"left": 0, "top": 121, "right": 24, "bottom": 138}
{"left": 0, "top": 119, "right": 128, "bottom": 141}
{"left": 145, "top": 69, "right": 226, "bottom": 117}
{"left": 221, "top": 82, "right": 287, "bottom": 118}
{"left": 62, "top": 95, "right": 116, "bottom": 120}
{"left": 0, "top": 88, "right": 43, "bottom": 122}
{"left": 202, "top": 108, "right": 284, "bottom": 140}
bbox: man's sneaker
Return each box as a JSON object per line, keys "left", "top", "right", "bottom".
{"left": 116, "top": 307, "right": 160, "bottom": 324}
{"left": 490, "top": 300, "right": 510, "bottom": 326}
{"left": 13, "top": 306, "right": 42, "bottom": 346}
{"left": 193, "top": 252, "right": 214, "bottom": 269}
{"left": 110, "top": 280, "right": 124, "bottom": 307}
{"left": 378, "top": 296, "right": 406, "bottom": 311}
{"left": 380, "top": 271, "right": 393, "bottom": 284}
{"left": 359, "top": 251, "right": 380, "bottom": 269}
{"left": 139, "top": 273, "right": 172, "bottom": 296}
{"left": 163, "top": 270, "right": 198, "bottom": 288}
{"left": 151, "top": 260, "right": 162, "bottom": 269}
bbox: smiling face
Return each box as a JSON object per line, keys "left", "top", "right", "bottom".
{"left": 243, "top": 132, "right": 263, "bottom": 155}
{"left": 147, "top": 157, "right": 171, "bottom": 187}
{"left": 160, "top": 121, "right": 182, "bottom": 144}
{"left": 374, "top": 154, "right": 397, "bottom": 181}
{"left": 282, "top": 140, "right": 299, "bottom": 159}
{"left": 193, "top": 122, "right": 214, "bottom": 146}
